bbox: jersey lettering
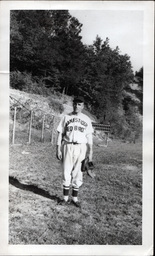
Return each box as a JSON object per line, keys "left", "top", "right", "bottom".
{"left": 66, "top": 126, "right": 73, "bottom": 132}
{"left": 78, "top": 127, "right": 84, "bottom": 132}
{"left": 66, "top": 125, "right": 85, "bottom": 133}
{"left": 66, "top": 118, "right": 88, "bottom": 127}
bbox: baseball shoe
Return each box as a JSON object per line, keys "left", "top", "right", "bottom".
{"left": 71, "top": 200, "right": 81, "bottom": 208}
{"left": 87, "top": 169, "right": 96, "bottom": 178}
{"left": 58, "top": 199, "right": 70, "bottom": 206}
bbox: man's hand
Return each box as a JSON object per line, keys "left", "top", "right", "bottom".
{"left": 56, "top": 146, "right": 62, "bottom": 160}
{"left": 88, "top": 161, "right": 94, "bottom": 170}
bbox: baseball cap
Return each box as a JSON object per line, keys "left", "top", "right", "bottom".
{"left": 73, "top": 96, "right": 85, "bottom": 103}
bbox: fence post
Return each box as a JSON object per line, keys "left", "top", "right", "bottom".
{"left": 105, "top": 132, "right": 109, "bottom": 146}
{"left": 41, "top": 115, "right": 45, "bottom": 142}
{"left": 28, "top": 110, "right": 33, "bottom": 144}
{"left": 51, "top": 116, "right": 55, "bottom": 144}
{"left": 12, "top": 107, "right": 17, "bottom": 144}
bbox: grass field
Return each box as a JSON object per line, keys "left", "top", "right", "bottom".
{"left": 9, "top": 138, "right": 142, "bottom": 245}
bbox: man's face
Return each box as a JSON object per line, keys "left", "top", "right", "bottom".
{"left": 73, "top": 101, "right": 84, "bottom": 114}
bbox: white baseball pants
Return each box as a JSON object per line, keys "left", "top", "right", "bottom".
{"left": 62, "top": 143, "right": 87, "bottom": 189}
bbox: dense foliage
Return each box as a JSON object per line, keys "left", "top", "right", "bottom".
{"left": 10, "top": 10, "right": 143, "bottom": 140}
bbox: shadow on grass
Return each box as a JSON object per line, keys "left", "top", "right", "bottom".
{"left": 9, "top": 176, "right": 61, "bottom": 202}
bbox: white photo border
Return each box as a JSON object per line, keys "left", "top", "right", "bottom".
{"left": 0, "top": 1, "right": 154, "bottom": 255}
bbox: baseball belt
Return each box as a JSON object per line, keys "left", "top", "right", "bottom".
{"left": 63, "top": 141, "right": 80, "bottom": 145}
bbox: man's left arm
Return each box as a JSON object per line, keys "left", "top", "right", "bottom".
{"left": 86, "top": 118, "right": 94, "bottom": 161}
{"left": 86, "top": 132, "right": 93, "bottom": 161}
{"left": 87, "top": 142, "right": 93, "bottom": 162}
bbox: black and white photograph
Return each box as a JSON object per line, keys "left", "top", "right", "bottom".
{"left": 0, "top": 1, "right": 154, "bottom": 255}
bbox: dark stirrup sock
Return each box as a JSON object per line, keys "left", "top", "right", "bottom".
{"left": 63, "top": 185, "right": 70, "bottom": 201}
{"left": 72, "top": 187, "right": 79, "bottom": 202}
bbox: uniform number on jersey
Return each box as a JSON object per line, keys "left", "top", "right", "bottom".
{"left": 66, "top": 126, "right": 84, "bottom": 132}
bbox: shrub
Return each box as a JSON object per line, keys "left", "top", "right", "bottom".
{"left": 10, "top": 71, "right": 53, "bottom": 96}
{"left": 10, "top": 71, "right": 26, "bottom": 90}
{"left": 47, "top": 97, "right": 64, "bottom": 113}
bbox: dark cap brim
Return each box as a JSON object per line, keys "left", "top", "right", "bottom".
{"left": 73, "top": 96, "right": 85, "bottom": 103}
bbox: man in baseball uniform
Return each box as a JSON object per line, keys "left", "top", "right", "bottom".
{"left": 56, "top": 96, "right": 93, "bottom": 207}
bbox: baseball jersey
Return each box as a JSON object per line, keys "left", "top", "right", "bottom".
{"left": 57, "top": 112, "right": 93, "bottom": 144}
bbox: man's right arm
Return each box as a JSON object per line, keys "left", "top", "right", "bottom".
{"left": 56, "top": 132, "right": 62, "bottom": 160}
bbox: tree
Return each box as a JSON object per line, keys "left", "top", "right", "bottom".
{"left": 79, "top": 36, "right": 134, "bottom": 122}
{"left": 135, "top": 67, "right": 143, "bottom": 89}
{"left": 49, "top": 11, "right": 85, "bottom": 95}
{"left": 10, "top": 10, "right": 85, "bottom": 93}
{"left": 134, "top": 67, "right": 143, "bottom": 114}
{"left": 122, "top": 67, "right": 143, "bottom": 115}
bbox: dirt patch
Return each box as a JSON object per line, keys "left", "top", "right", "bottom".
{"left": 123, "top": 165, "right": 138, "bottom": 171}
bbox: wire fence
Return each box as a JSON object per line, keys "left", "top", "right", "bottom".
{"left": 9, "top": 95, "right": 60, "bottom": 145}
{"left": 9, "top": 95, "right": 111, "bottom": 146}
